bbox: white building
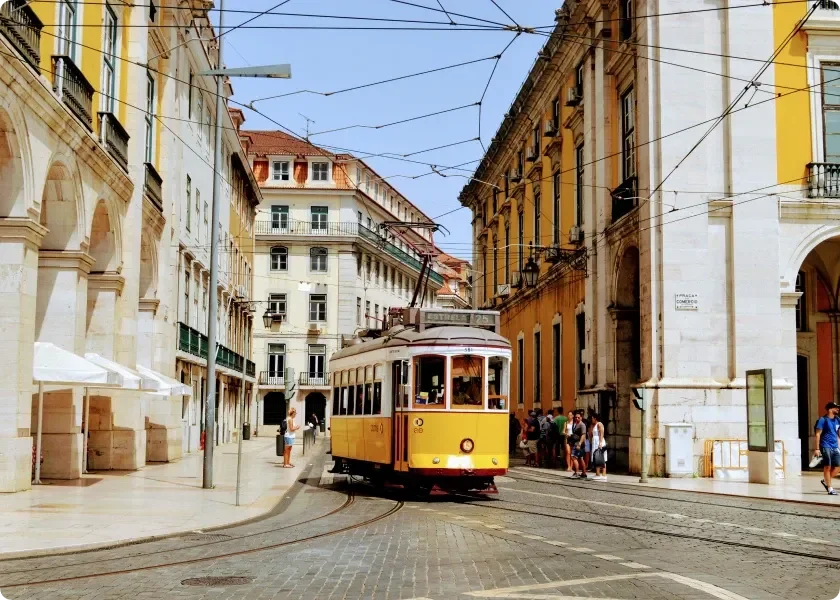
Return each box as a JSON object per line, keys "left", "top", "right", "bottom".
{"left": 242, "top": 131, "right": 442, "bottom": 433}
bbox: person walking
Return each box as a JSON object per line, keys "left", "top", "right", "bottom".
{"left": 569, "top": 412, "right": 587, "bottom": 479}
{"left": 590, "top": 413, "right": 607, "bottom": 481}
{"left": 509, "top": 413, "right": 521, "bottom": 456}
{"left": 525, "top": 410, "right": 540, "bottom": 465}
{"left": 282, "top": 407, "right": 300, "bottom": 469}
{"left": 814, "top": 402, "right": 840, "bottom": 495}
{"left": 553, "top": 410, "right": 568, "bottom": 470}
{"left": 564, "top": 410, "right": 574, "bottom": 471}
{"left": 310, "top": 413, "right": 319, "bottom": 439}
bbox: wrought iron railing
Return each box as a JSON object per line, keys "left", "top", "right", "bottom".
{"left": 807, "top": 162, "right": 840, "bottom": 198}
{"left": 359, "top": 224, "right": 445, "bottom": 286}
{"left": 246, "top": 360, "right": 255, "bottom": 378}
{"left": 144, "top": 162, "right": 163, "bottom": 212}
{"left": 259, "top": 371, "right": 285, "bottom": 386}
{"left": 611, "top": 176, "right": 638, "bottom": 223}
{"left": 178, "top": 322, "right": 253, "bottom": 376}
{"left": 98, "top": 112, "right": 129, "bottom": 173}
{"left": 0, "top": 0, "right": 42, "bottom": 72}
{"left": 255, "top": 218, "right": 358, "bottom": 236}
{"left": 51, "top": 55, "right": 94, "bottom": 129}
{"left": 299, "top": 372, "right": 329, "bottom": 387}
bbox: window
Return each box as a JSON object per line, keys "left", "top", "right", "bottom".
{"left": 532, "top": 125, "right": 540, "bottom": 157}
{"left": 518, "top": 211, "right": 525, "bottom": 273}
{"left": 575, "top": 60, "right": 585, "bottom": 96}
{"left": 534, "top": 331, "right": 542, "bottom": 404}
{"left": 374, "top": 304, "right": 379, "bottom": 325}
{"left": 553, "top": 322, "right": 562, "bottom": 403}
{"left": 203, "top": 107, "right": 211, "bottom": 148}
{"left": 58, "top": 0, "right": 78, "bottom": 59}
{"left": 356, "top": 253, "right": 362, "bottom": 277}
{"left": 622, "top": 88, "right": 636, "bottom": 180}
{"left": 414, "top": 355, "right": 446, "bottom": 408}
{"left": 823, "top": 64, "right": 840, "bottom": 163}
{"left": 504, "top": 223, "right": 510, "bottom": 284}
{"left": 312, "top": 162, "right": 330, "bottom": 181}
{"left": 575, "top": 144, "right": 584, "bottom": 226}
{"left": 183, "top": 268, "right": 190, "bottom": 323}
{"left": 796, "top": 271, "right": 807, "bottom": 332}
{"left": 553, "top": 172, "right": 561, "bottom": 244}
{"left": 552, "top": 97, "right": 561, "bottom": 130}
{"left": 492, "top": 236, "right": 498, "bottom": 293}
{"left": 517, "top": 150, "right": 524, "bottom": 175}
{"left": 185, "top": 176, "right": 192, "bottom": 231}
{"left": 577, "top": 313, "right": 586, "bottom": 390}
{"left": 196, "top": 94, "right": 203, "bottom": 142}
{"left": 517, "top": 338, "right": 524, "bottom": 406}
{"left": 267, "top": 293, "right": 287, "bottom": 321}
{"left": 272, "top": 161, "right": 290, "bottom": 181}
{"left": 366, "top": 256, "right": 372, "bottom": 280}
{"left": 367, "top": 217, "right": 373, "bottom": 231}
{"left": 492, "top": 188, "right": 498, "bottom": 215}
{"left": 271, "top": 205, "right": 289, "bottom": 231}
{"left": 398, "top": 273, "right": 403, "bottom": 295}
{"left": 311, "top": 206, "right": 328, "bottom": 231}
{"left": 204, "top": 199, "right": 209, "bottom": 241}
{"left": 309, "top": 294, "right": 327, "bottom": 322}
{"left": 307, "top": 345, "right": 326, "bottom": 381}
{"left": 365, "top": 301, "right": 371, "bottom": 327}
{"left": 267, "top": 343, "right": 285, "bottom": 379}
{"left": 195, "top": 189, "right": 201, "bottom": 242}
{"left": 101, "top": 5, "right": 117, "bottom": 112}
{"left": 270, "top": 246, "right": 288, "bottom": 271}
{"left": 619, "top": 0, "right": 634, "bottom": 40}
{"left": 310, "top": 247, "right": 328, "bottom": 272}
{"left": 188, "top": 70, "right": 193, "bottom": 118}
{"left": 488, "top": 356, "right": 508, "bottom": 410}
{"left": 356, "top": 297, "right": 362, "bottom": 326}
{"left": 365, "top": 173, "right": 371, "bottom": 193}
{"left": 452, "top": 355, "right": 484, "bottom": 409}
{"left": 358, "top": 211, "right": 362, "bottom": 223}
{"left": 504, "top": 172, "right": 510, "bottom": 198}
{"left": 144, "top": 72, "right": 155, "bottom": 163}
{"left": 375, "top": 261, "right": 380, "bottom": 285}
{"left": 534, "top": 185, "right": 541, "bottom": 245}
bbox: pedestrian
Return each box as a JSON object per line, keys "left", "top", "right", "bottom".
{"left": 590, "top": 413, "right": 607, "bottom": 481}
{"left": 283, "top": 407, "right": 300, "bottom": 469}
{"left": 575, "top": 409, "right": 592, "bottom": 473}
{"left": 525, "top": 410, "right": 540, "bottom": 465}
{"left": 509, "top": 413, "right": 521, "bottom": 456}
{"left": 545, "top": 409, "right": 559, "bottom": 467}
{"left": 814, "top": 402, "right": 840, "bottom": 495}
{"left": 553, "top": 409, "right": 568, "bottom": 470}
{"left": 310, "top": 413, "right": 319, "bottom": 438}
{"left": 569, "top": 411, "right": 587, "bottom": 479}
{"left": 564, "top": 411, "right": 574, "bottom": 471}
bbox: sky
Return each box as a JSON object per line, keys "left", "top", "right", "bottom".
{"left": 222, "top": 1, "right": 558, "bottom": 263}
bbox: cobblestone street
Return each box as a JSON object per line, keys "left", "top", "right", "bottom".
{"left": 1, "top": 453, "right": 838, "bottom": 600}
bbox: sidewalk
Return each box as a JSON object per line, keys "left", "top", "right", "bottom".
{"left": 0, "top": 435, "right": 325, "bottom": 558}
{"left": 513, "top": 465, "right": 840, "bottom": 507}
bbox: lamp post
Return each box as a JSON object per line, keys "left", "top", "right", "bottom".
{"left": 196, "top": 5, "right": 290, "bottom": 488}
{"left": 235, "top": 302, "right": 255, "bottom": 507}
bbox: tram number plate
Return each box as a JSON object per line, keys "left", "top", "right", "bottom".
{"left": 413, "top": 427, "right": 423, "bottom": 434}
{"left": 368, "top": 423, "right": 384, "bottom": 434}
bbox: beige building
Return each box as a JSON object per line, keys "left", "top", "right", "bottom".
{"left": 435, "top": 253, "right": 472, "bottom": 310}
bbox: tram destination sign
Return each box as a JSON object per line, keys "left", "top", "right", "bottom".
{"left": 404, "top": 308, "right": 500, "bottom": 333}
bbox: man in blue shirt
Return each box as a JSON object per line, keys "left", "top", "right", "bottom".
{"left": 814, "top": 402, "right": 840, "bottom": 495}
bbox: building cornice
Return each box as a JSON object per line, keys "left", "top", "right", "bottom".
{"left": 0, "top": 217, "right": 48, "bottom": 248}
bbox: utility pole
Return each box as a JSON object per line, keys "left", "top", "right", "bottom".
{"left": 203, "top": 0, "right": 226, "bottom": 489}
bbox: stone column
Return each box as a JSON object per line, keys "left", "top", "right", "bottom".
{"left": 0, "top": 217, "right": 46, "bottom": 491}
{"left": 86, "top": 273, "right": 125, "bottom": 358}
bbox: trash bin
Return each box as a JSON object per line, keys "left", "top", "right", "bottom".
{"left": 320, "top": 422, "right": 326, "bottom": 433}
{"left": 276, "top": 433, "right": 284, "bottom": 456}
{"left": 242, "top": 423, "right": 251, "bottom": 440}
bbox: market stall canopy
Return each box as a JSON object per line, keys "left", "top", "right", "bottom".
{"left": 137, "top": 365, "right": 192, "bottom": 396}
{"left": 85, "top": 354, "right": 152, "bottom": 391}
{"left": 33, "top": 342, "right": 122, "bottom": 386}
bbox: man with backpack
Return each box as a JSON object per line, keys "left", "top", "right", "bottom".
{"left": 814, "top": 402, "right": 840, "bottom": 495}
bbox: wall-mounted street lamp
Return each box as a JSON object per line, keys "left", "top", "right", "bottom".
{"left": 522, "top": 256, "right": 540, "bottom": 288}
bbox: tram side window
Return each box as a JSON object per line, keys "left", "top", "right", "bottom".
{"left": 488, "top": 356, "right": 509, "bottom": 411}
{"left": 347, "top": 385, "right": 356, "bottom": 415}
{"left": 364, "top": 383, "right": 373, "bottom": 414}
{"left": 373, "top": 382, "right": 382, "bottom": 414}
{"left": 355, "top": 383, "right": 364, "bottom": 414}
{"left": 333, "top": 387, "right": 340, "bottom": 415}
{"left": 452, "top": 355, "right": 484, "bottom": 409}
{"left": 414, "top": 355, "right": 446, "bottom": 408}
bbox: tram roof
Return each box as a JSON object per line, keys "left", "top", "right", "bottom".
{"left": 331, "top": 326, "right": 511, "bottom": 360}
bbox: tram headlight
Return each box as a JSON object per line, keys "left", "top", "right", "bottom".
{"left": 460, "top": 438, "right": 475, "bottom": 454}
{"left": 432, "top": 457, "right": 440, "bottom": 464}
{"left": 492, "top": 458, "right": 498, "bottom": 465}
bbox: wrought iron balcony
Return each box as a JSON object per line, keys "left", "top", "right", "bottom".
{"left": 51, "top": 55, "right": 94, "bottom": 129}
{"left": 0, "top": 0, "right": 42, "bottom": 73}
{"left": 98, "top": 112, "right": 129, "bottom": 173}
{"left": 299, "top": 372, "right": 330, "bottom": 387}
{"left": 807, "top": 162, "right": 840, "bottom": 198}
{"left": 611, "top": 176, "right": 639, "bottom": 223}
{"left": 246, "top": 360, "right": 255, "bottom": 378}
{"left": 255, "top": 218, "right": 358, "bottom": 237}
{"left": 259, "top": 371, "right": 285, "bottom": 387}
{"left": 178, "top": 322, "right": 208, "bottom": 360}
{"left": 144, "top": 162, "right": 163, "bottom": 212}
{"left": 359, "top": 224, "right": 445, "bottom": 286}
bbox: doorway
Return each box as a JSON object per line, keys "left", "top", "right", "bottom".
{"left": 305, "top": 392, "right": 327, "bottom": 429}
{"left": 264, "top": 392, "right": 286, "bottom": 427}
{"left": 798, "top": 355, "right": 811, "bottom": 470}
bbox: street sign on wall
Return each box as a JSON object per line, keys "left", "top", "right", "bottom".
{"left": 675, "top": 293, "right": 699, "bottom": 310}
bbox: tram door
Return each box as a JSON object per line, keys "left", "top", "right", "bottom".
{"left": 392, "top": 361, "right": 409, "bottom": 472}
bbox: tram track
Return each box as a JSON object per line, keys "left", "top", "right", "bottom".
{"left": 0, "top": 486, "right": 404, "bottom": 589}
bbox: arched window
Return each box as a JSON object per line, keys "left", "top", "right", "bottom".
{"left": 270, "top": 246, "right": 287, "bottom": 271}
{"left": 310, "top": 247, "right": 328, "bottom": 272}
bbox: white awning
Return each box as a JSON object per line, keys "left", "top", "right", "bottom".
{"left": 137, "top": 365, "right": 192, "bottom": 396}
{"left": 33, "top": 342, "right": 122, "bottom": 386}
{"left": 84, "top": 354, "right": 148, "bottom": 390}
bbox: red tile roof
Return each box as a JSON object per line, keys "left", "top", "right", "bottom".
{"left": 241, "top": 130, "right": 334, "bottom": 158}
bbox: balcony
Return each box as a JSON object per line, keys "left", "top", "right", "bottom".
{"left": 255, "top": 218, "right": 358, "bottom": 237}
{"left": 0, "top": 0, "right": 42, "bottom": 73}
{"left": 359, "top": 224, "right": 445, "bottom": 286}
{"left": 611, "top": 176, "right": 639, "bottom": 223}
{"left": 178, "top": 322, "right": 254, "bottom": 377}
{"left": 144, "top": 162, "right": 163, "bottom": 212}
{"left": 51, "top": 55, "right": 94, "bottom": 129}
{"left": 299, "top": 372, "right": 330, "bottom": 388}
{"left": 246, "top": 360, "right": 255, "bottom": 378}
{"left": 807, "top": 162, "right": 840, "bottom": 198}
{"left": 259, "top": 371, "right": 285, "bottom": 387}
{"left": 98, "top": 112, "right": 130, "bottom": 173}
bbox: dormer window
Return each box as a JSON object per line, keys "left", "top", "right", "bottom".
{"left": 311, "top": 161, "right": 330, "bottom": 182}
{"left": 272, "top": 161, "right": 290, "bottom": 181}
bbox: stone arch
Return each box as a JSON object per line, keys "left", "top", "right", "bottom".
{"left": 784, "top": 224, "right": 840, "bottom": 288}
{"left": 88, "top": 199, "right": 119, "bottom": 273}
{"left": 39, "top": 157, "right": 85, "bottom": 251}
{"left": 0, "top": 90, "right": 33, "bottom": 218}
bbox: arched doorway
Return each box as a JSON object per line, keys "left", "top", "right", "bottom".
{"left": 305, "top": 392, "right": 327, "bottom": 430}
{"left": 263, "top": 392, "right": 286, "bottom": 427}
{"left": 611, "top": 245, "right": 640, "bottom": 471}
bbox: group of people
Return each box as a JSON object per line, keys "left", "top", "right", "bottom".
{"left": 509, "top": 408, "right": 608, "bottom": 481}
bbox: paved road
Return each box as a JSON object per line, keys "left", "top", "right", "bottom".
{"left": 1, "top": 455, "right": 838, "bottom": 600}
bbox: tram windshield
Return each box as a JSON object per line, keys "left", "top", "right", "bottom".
{"left": 451, "top": 355, "right": 484, "bottom": 409}
{"left": 488, "top": 356, "right": 508, "bottom": 411}
{"left": 414, "top": 355, "right": 446, "bottom": 408}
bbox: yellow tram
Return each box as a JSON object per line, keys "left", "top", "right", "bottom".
{"left": 329, "top": 308, "right": 511, "bottom": 494}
